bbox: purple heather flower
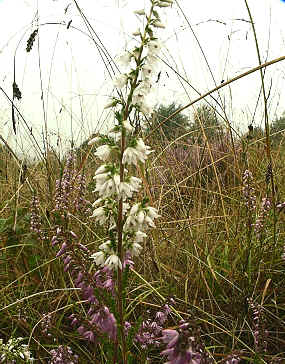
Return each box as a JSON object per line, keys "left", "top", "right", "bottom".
{"left": 242, "top": 170, "right": 256, "bottom": 211}
{"left": 49, "top": 345, "right": 79, "bottom": 364}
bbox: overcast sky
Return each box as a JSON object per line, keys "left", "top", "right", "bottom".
{"left": 1, "top": 0, "right": 285, "bottom": 157}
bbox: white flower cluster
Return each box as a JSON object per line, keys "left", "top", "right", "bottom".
{"left": 109, "top": 0, "right": 173, "bottom": 115}
{"left": 89, "top": 0, "right": 172, "bottom": 270}
{"left": 0, "top": 337, "right": 34, "bottom": 363}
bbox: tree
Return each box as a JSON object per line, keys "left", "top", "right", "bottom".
{"left": 148, "top": 102, "right": 190, "bottom": 141}
{"left": 189, "top": 104, "right": 222, "bottom": 143}
{"left": 270, "top": 112, "right": 285, "bottom": 144}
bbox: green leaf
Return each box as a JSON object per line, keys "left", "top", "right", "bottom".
{"left": 0, "top": 218, "right": 7, "bottom": 233}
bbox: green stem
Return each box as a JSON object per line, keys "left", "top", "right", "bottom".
{"left": 115, "top": 5, "right": 156, "bottom": 363}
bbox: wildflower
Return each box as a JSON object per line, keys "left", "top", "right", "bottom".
{"left": 125, "top": 204, "right": 159, "bottom": 232}
{"left": 91, "top": 251, "right": 106, "bottom": 266}
{"left": 132, "top": 29, "right": 141, "bottom": 37}
{"left": 134, "top": 9, "right": 145, "bottom": 15}
{"left": 90, "top": 206, "right": 108, "bottom": 224}
{"left": 95, "top": 144, "right": 112, "bottom": 161}
{"left": 153, "top": 21, "right": 166, "bottom": 28}
{"left": 118, "top": 178, "right": 141, "bottom": 199}
{"left": 104, "top": 101, "right": 113, "bottom": 109}
{"left": 122, "top": 119, "right": 133, "bottom": 133}
{"left": 147, "top": 39, "right": 162, "bottom": 55}
{"left": 243, "top": 170, "right": 256, "bottom": 210}
{"left": 88, "top": 136, "right": 101, "bottom": 145}
{"left": 129, "top": 242, "right": 143, "bottom": 256}
{"left": 49, "top": 345, "right": 79, "bottom": 364}
{"left": 135, "top": 230, "right": 147, "bottom": 242}
{"left": 158, "top": 0, "right": 173, "bottom": 7}
{"left": 117, "top": 52, "right": 132, "bottom": 69}
{"left": 105, "top": 254, "right": 122, "bottom": 270}
{"left": 113, "top": 73, "right": 128, "bottom": 89}
{"left": 123, "top": 138, "right": 152, "bottom": 165}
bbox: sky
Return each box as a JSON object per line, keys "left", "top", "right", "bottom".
{"left": 1, "top": 0, "right": 285, "bottom": 158}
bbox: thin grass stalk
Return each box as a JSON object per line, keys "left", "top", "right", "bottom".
{"left": 243, "top": 0, "right": 278, "bottom": 255}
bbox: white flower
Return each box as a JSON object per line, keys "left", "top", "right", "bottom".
{"left": 113, "top": 73, "right": 128, "bottom": 89}
{"left": 122, "top": 147, "right": 139, "bottom": 165}
{"left": 147, "top": 39, "right": 162, "bottom": 55}
{"left": 137, "top": 210, "right": 145, "bottom": 224}
{"left": 118, "top": 51, "right": 132, "bottom": 69}
{"left": 95, "top": 145, "right": 112, "bottom": 161}
{"left": 145, "top": 54, "right": 159, "bottom": 67}
{"left": 129, "top": 242, "right": 143, "bottom": 256}
{"left": 129, "top": 176, "right": 141, "bottom": 191}
{"left": 158, "top": 2, "right": 172, "bottom": 7}
{"left": 105, "top": 254, "right": 122, "bottom": 270}
{"left": 135, "top": 231, "right": 147, "bottom": 242}
{"left": 91, "top": 206, "right": 105, "bottom": 218}
{"left": 124, "top": 205, "right": 159, "bottom": 231}
{"left": 92, "top": 198, "right": 103, "bottom": 207}
{"left": 134, "top": 9, "right": 145, "bottom": 15}
{"left": 141, "top": 65, "right": 153, "bottom": 79}
{"left": 146, "top": 206, "right": 160, "bottom": 220}
{"left": 132, "top": 29, "right": 141, "bottom": 37}
{"left": 95, "top": 164, "right": 108, "bottom": 175}
{"left": 136, "top": 138, "right": 152, "bottom": 155}
{"left": 153, "top": 21, "right": 166, "bottom": 29}
{"left": 119, "top": 182, "right": 134, "bottom": 199}
{"left": 99, "top": 241, "right": 113, "bottom": 253}
{"left": 130, "top": 203, "right": 140, "bottom": 215}
{"left": 122, "top": 119, "right": 133, "bottom": 133}
{"left": 118, "top": 177, "right": 141, "bottom": 199}
{"left": 88, "top": 136, "right": 101, "bottom": 145}
{"left": 122, "top": 139, "right": 152, "bottom": 165}
{"left": 94, "top": 171, "right": 121, "bottom": 198}
{"left": 123, "top": 202, "right": 130, "bottom": 215}
{"left": 104, "top": 100, "right": 115, "bottom": 109}
{"left": 91, "top": 251, "right": 105, "bottom": 266}
{"left": 132, "top": 85, "right": 155, "bottom": 115}
{"left": 108, "top": 131, "right": 121, "bottom": 142}
{"left": 94, "top": 171, "right": 108, "bottom": 182}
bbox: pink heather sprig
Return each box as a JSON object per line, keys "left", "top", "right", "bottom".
{"left": 254, "top": 197, "right": 271, "bottom": 238}
{"left": 74, "top": 172, "right": 92, "bottom": 214}
{"left": 49, "top": 345, "right": 79, "bottom": 364}
{"left": 224, "top": 353, "right": 242, "bottom": 364}
{"left": 41, "top": 313, "right": 52, "bottom": 337}
{"left": 135, "top": 303, "right": 173, "bottom": 349}
{"left": 30, "top": 194, "right": 47, "bottom": 241}
{"left": 160, "top": 321, "right": 212, "bottom": 364}
{"left": 242, "top": 170, "right": 256, "bottom": 211}
{"left": 248, "top": 298, "right": 268, "bottom": 353}
{"left": 55, "top": 152, "right": 75, "bottom": 213}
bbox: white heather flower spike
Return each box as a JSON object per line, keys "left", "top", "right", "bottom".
{"left": 89, "top": 0, "right": 170, "bottom": 271}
